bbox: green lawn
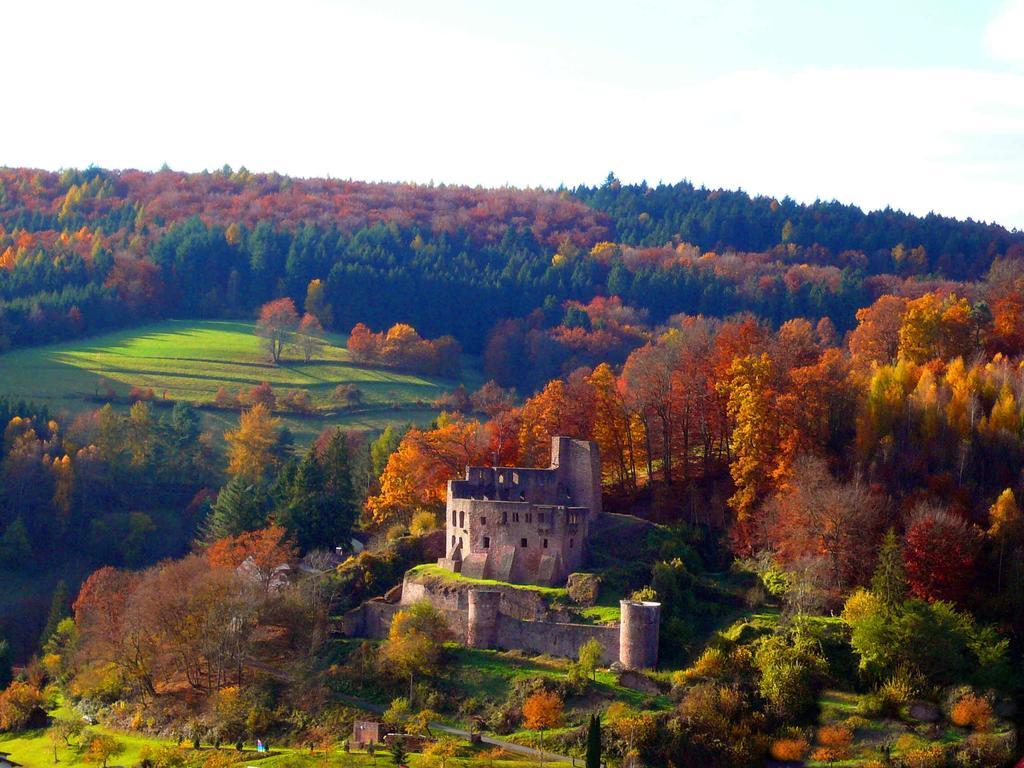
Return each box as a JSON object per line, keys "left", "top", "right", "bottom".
{"left": 0, "top": 319, "right": 483, "bottom": 442}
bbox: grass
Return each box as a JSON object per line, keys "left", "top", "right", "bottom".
{"left": 0, "top": 319, "right": 483, "bottom": 442}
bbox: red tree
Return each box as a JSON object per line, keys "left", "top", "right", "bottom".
{"left": 256, "top": 298, "right": 299, "bottom": 363}
{"left": 903, "top": 504, "right": 982, "bottom": 603}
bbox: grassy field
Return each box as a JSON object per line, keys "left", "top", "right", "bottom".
{"left": 0, "top": 320, "right": 483, "bottom": 442}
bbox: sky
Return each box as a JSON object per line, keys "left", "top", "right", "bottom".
{"left": 3, "top": 0, "right": 1024, "bottom": 229}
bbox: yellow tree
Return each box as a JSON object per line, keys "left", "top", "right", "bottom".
{"left": 587, "top": 363, "right": 634, "bottom": 490}
{"left": 989, "top": 488, "right": 1023, "bottom": 590}
{"left": 379, "top": 601, "right": 451, "bottom": 703}
{"left": 224, "top": 403, "right": 280, "bottom": 482}
{"left": 721, "top": 354, "right": 778, "bottom": 534}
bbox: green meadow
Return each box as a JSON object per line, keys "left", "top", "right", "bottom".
{"left": 0, "top": 320, "right": 483, "bottom": 442}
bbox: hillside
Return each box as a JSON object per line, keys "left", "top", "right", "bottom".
{"left": 0, "top": 318, "right": 482, "bottom": 442}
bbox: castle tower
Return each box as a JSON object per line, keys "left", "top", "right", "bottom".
{"left": 550, "top": 436, "right": 602, "bottom": 517}
{"left": 618, "top": 600, "right": 661, "bottom": 669}
{"left": 467, "top": 590, "right": 502, "bottom": 649}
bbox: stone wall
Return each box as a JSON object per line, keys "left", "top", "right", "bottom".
{"left": 339, "top": 571, "right": 660, "bottom": 670}
{"left": 495, "top": 615, "right": 619, "bottom": 663}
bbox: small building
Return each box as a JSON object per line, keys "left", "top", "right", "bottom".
{"left": 438, "top": 436, "right": 601, "bottom": 586}
{"left": 351, "top": 720, "right": 383, "bottom": 746}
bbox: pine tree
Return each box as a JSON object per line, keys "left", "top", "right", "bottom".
{"left": 0, "top": 518, "right": 32, "bottom": 562}
{"left": 871, "top": 528, "right": 907, "bottom": 614}
{"left": 0, "top": 637, "right": 12, "bottom": 690}
{"left": 388, "top": 738, "right": 408, "bottom": 767}
{"left": 40, "top": 580, "right": 69, "bottom": 646}
{"left": 201, "top": 476, "right": 270, "bottom": 543}
{"left": 585, "top": 713, "right": 601, "bottom": 768}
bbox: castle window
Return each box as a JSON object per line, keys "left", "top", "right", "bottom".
{"left": 483, "top": 536, "right": 490, "bottom": 549}
{"left": 502, "top": 511, "right": 508, "bottom": 524}
{"left": 459, "top": 510, "right": 465, "bottom": 528}
{"left": 543, "top": 538, "right": 548, "bottom": 548}
{"left": 520, "top": 538, "right": 528, "bottom": 548}
{"left": 480, "top": 516, "right": 487, "bottom": 526}
{"left": 538, "top": 512, "right": 545, "bottom": 524}
{"left": 569, "top": 538, "right": 574, "bottom": 548}
{"left": 498, "top": 473, "right": 504, "bottom": 483}
{"left": 513, "top": 472, "right": 520, "bottom": 484}
{"left": 526, "top": 513, "right": 533, "bottom": 523}
{"left": 451, "top": 510, "right": 457, "bottom": 526}
{"left": 451, "top": 535, "right": 456, "bottom": 546}
{"left": 519, "top": 492, "right": 526, "bottom": 501}
{"left": 513, "top": 513, "right": 520, "bottom": 523}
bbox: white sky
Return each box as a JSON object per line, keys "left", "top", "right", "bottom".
{"left": 3, "top": 0, "right": 1024, "bottom": 229}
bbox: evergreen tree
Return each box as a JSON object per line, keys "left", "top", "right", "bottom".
{"left": 0, "top": 518, "right": 32, "bottom": 562}
{"left": 273, "top": 440, "right": 356, "bottom": 553}
{"left": 0, "top": 637, "right": 11, "bottom": 689}
{"left": 872, "top": 529, "right": 908, "bottom": 614}
{"left": 40, "top": 579, "right": 69, "bottom": 646}
{"left": 320, "top": 429, "right": 358, "bottom": 537}
{"left": 585, "top": 713, "right": 601, "bottom": 768}
{"left": 388, "top": 738, "right": 408, "bottom": 767}
{"left": 201, "top": 477, "right": 270, "bottom": 543}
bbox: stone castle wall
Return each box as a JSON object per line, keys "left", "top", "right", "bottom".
{"left": 339, "top": 572, "right": 659, "bottom": 669}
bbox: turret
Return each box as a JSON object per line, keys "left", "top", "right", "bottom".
{"left": 618, "top": 600, "right": 661, "bottom": 669}
{"left": 467, "top": 590, "right": 502, "bottom": 649}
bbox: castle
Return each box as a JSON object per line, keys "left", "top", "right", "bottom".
{"left": 438, "top": 436, "right": 601, "bottom": 586}
{"left": 341, "top": 436, "right": 662, "bottom": 670}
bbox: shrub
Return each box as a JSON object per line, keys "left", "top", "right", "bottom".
{"left": 949, "top": 694, "right": 992, "bottom": 731}
{"left": 769, "top": 737, "right": 809, "bottom": 761}
{"left": 684, "top": 647, "right": 727, "bottom": 680}
{"left": 409, "top": 510, "right": 438, "bottom": 537}
{"left": 953, "top": 733, "right": 1014, "bottom": 767}
{"left": 332, "top": 384, "right": 363, "bottom": 404}
{"left": 901, "top": 745, "right": 949, "bottom": 768}
{"left": 214, "top": 387, "right": 238, "bottom": 408}
{"left": 858, "top": 692, "right": 886, "bottom": 718}
{"left": 0, "top": 681, "right": 43, "bottom": 731}
{"left": 879, "top": 664, "right": 917, "bottom": 714}
{"left": 385, "top": 523, "right": 408, "bottom": 542}
{"left": 281, "top": 389, "right": 312, "bottom": 412}
{"left": 811, "top": 724, "right": 854, "bottom": 762}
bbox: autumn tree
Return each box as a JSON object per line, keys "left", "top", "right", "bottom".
{"left": 379, "top": 601, "right": 451, "bottom": 703}
{"left": 304, "top": 278, "right": 334, "bottom": 328}
{"left": 224, "top": 403, "right": 281, "bottom": 482}
{"left": 256, "top": 297, "right": 299, "bottom": 364}
{"left": 903, "top": 504, "right": 983, "bottom": 603}
{"left": 763, "top": 455, "right": 883, "bottom": 597}
{"left": 298, "top": 313, "right": 325, "bottom": 363}
{"left": 988, "top": 489, "right": 1023, "bottom": 591}
{"left": 848, "top": 295, "right": 907, "bottom": 371}
{"left": 522, "top": 689, "right": 563, "bottom": 767}
{"left": 366, "top": 417, "right": 489, "bottom": 528}
{"left": 82, "top": 732, "right": 124, "bottom": 767}
{"left": 722, "top": 353, "right": 778, "bottom": 539}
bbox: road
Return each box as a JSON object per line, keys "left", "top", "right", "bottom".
{"left": 335, "top": 693, "right": 580, "bottom": 765}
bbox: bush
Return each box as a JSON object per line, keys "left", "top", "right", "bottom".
{"left": 409, "top": 510, "right": 438, "bottom": 537}
{"left": 0, "top": 681, "right": 43, "bottom": 731}
{"left": 949, "top": 694, "right": 992, "bottom": 731}
{"left": 684, "top": 647, "right": 728, "bottom": 680}
{"left": 953, "top": 733, "right": 1014, "bottom": 767}
{"left": 332, "top": 384, "right": 363, "bottom": 405}
{"left": 386, "top": 523, "right": 408, "bottom": 542}
{"left": 901, "top": 745, "right": 949, "bottom": 768}
{"left": 769, "top": 737, "right": 809, "bottom": 762}
{"left": 879, "top": 664, "right": 918, "bottom": 714}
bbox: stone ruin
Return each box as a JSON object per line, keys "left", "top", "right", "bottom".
{"left": 341, "top": 437, "right": 662, "bottom": 669}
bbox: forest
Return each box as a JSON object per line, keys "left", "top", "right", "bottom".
{"left": 2, "top": 166, "right": 1024, "bottom": 767}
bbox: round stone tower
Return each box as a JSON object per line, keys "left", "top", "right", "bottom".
{"left": 618, "top": 600, "right": 661, "bottom": 669}
{"left": 467, "top": 590, "right": 502, "bottom": 649}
